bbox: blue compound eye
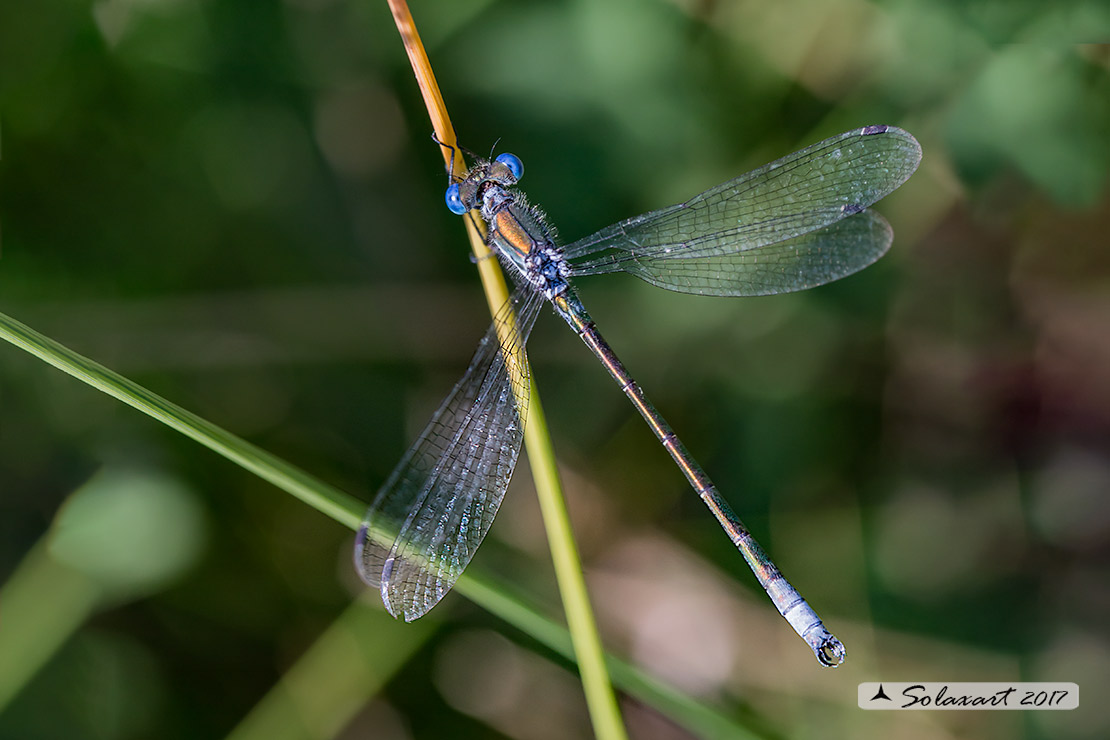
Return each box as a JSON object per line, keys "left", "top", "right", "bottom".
{"left": 445, "top": 183, "right": 467, "bottom": 215}
{"left": 494, "top": 152, "right": 524, "bottom": 181}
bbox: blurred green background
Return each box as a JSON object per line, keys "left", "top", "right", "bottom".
{"left": 1, "top": 1, "right": 1108, "bottom": 739}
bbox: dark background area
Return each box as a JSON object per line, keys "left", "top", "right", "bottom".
{"left": 1, "top": 1, "right": 1108, "bottom": 739}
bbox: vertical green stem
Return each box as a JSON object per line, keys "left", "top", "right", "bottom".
{"left": 523, "top": 384, "right": 627, "bottom": 740}
{"left": 386, "top": 2, "right": 627, "bottom": 737}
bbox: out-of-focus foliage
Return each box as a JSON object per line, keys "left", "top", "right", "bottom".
{"left": 0, "top": 1, "right": 1108, "bottom": 739}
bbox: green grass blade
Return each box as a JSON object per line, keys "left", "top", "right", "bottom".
{"left": 0, "top": 307, "right": 762, "bottom": 738}
{"left": 0, "top": 310, "right": 362, "bottom": 531}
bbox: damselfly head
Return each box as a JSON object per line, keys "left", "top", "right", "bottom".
{"left": 444, "top": 152, "right": 525, "bottom": 215}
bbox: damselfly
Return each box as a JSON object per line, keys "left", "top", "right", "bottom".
{"left": 355, "top": 125, "right": 921, "bottom": 666}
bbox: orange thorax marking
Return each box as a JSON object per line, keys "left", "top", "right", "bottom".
{"left": 493, "top": 209, "right": 534, "bottom": 257}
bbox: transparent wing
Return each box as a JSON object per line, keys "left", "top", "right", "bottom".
{"left": 355, "top": 287, "right": 543, "bottom": 621}
{"left": 564, "top": 126, "right": 920, "bottom": 289}
{"left": 605, "top": 209, "right": 893, "bottom": 297}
